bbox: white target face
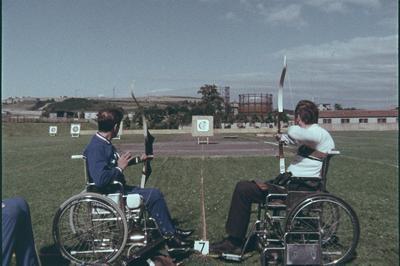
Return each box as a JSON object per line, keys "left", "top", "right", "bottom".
{"left": 197, "top": 120, "right": 209, "bottom": 132}
{"left": 49, "top": 126, "right": 57, "bottom": 134}
{"left": 70, "top": 124, "right": 81, "bottom": 134}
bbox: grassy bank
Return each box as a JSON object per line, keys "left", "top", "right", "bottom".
{"left": 2, "top": 123, "right": 398, "bottom": 265}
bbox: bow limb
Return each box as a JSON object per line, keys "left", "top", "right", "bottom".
{"left": 130, "top": 90, "right": 155, "bottom": 188}
{"left": 278, "top": 56, "right": 287, "bottom": 174}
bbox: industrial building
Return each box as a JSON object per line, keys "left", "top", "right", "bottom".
{"left": 238, "top": 93, "right": 273, "bottom": 115}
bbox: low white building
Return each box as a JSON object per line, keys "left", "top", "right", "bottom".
{"left": 84, "top": 112, "right": 98, "bottom": 119}
{"left": 319, "top": 109, "right": 398, "bottom": 131}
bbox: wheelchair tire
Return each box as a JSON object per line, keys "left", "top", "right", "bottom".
{"left": 53, "top": 192, "right": 128, "bottom": 265}
{"left": 285, "top": 193, "right": 359, "bottom": 265}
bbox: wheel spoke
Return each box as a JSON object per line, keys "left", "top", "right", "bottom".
{"left": 53, "top": 193, "right": 128, "bottom": 264}
{"left": 285, "top": 194, "right": 359, "bottom": 265}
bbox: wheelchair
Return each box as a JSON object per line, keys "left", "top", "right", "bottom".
{"left": 52, "top": 155, "right": 165, "bottom": 265}
{"left": 222, "top": 150, "right": 360, "bottom": 265}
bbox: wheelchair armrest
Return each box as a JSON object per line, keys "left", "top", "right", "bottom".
{"left": 328, "top": 150, "right": 340, "bottom": 155}
{"left": 288, "top": 176, "right": 322, "bottom": 182}
{"left": 71, "top": 155, "right": 86, "bottom": 160}
{"left": 111, "top": 181, "right": 124, "bottom": 189}
{"left": 87, "top": 181, "right": 124, "bottom": 187}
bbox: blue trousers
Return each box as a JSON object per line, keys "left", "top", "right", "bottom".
{"left": 125, "top": 186, "right": 176, "bottom": 236}
{"left": 2, "top": 197, "right": 39, "bottom": 266}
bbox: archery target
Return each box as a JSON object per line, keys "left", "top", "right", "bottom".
{"left": 197, "top": 120, "right": 209, "bottom": 132}
{"left": 192, "top": 116, "right": 213, "bottom": 137}
{"left": 70, "top": 124, "right": 81, "bottom": 136}
{"left": 49, "top": 126, "right": 57, "bottom": 136}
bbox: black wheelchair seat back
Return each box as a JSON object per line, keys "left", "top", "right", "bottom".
{"left": 284, "top": 150, "right": 340, "bottom": 211}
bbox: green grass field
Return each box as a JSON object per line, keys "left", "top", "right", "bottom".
{"left": 2, "top": 123, "right": 398, "bottom": 265}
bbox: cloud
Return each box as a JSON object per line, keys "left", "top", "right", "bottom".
{"left": 221, "top": 11, "right": 241, "bottom": 22}
{"left": 378, "top": 17, "right": 398, "bottom": 32}
{"left": 305, "top": 0, "right": 381, "bottom": 12}
{"left": 214, "top": 35, "right": 397, "bottom": 108}
{"left": 266, "top": 4, "right": 306, "bottom": 25}
{"left": 272, "top": 35, "right": 398, "bottom": 108}
{"left": 243, "top": 2, "right": 306, "bottom": 26}
{"left": 198, "top": 0, "right": 221, "bottom": 3}
{"left": 276, "top": 35, "right": 397, "bottom": 61}
{"left": 238, "top": 0, "right": 384, "bottom": 26}
{"left": 147, "top": 88, "right": 175, "bottom": 93}
{"left": 220, "top": 71, "right": 269, "bottom": 81}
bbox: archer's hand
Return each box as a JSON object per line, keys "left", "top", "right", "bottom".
{"left": 140, "top": 154, "right": 148, "bottom": 161}
{"left": 140, "top": 154, "right": 154, "bottom": 161}
{"left": 118, "top": 152, "right": 134, "bottom": 170}
{"left": 275, "top": 134, "right": 291, "bottom": 145}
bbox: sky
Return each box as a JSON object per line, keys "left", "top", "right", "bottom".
{"left": 2, "top": 0, "right": 398, "bottom": 109}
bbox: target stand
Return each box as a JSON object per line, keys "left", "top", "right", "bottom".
{"left": 197, "top": 137, "right": 209, "bottom": 145}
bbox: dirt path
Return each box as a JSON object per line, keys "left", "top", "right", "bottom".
{"left": 116, "top": 136, "right": 278, "bottom": 157}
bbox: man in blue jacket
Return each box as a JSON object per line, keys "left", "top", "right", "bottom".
{"left": 83, "top": 108, "right": 192, "bottom": 248}
{"left": 2, "top": 197, "right": 40, "bottom": 266}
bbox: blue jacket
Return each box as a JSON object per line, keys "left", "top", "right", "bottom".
{"left": 83, "top": 133, "right": 125, "bottom": 188}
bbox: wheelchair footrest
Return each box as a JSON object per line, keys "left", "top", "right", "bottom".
{"left": 125, "top": 237, "right": 165, "bottom": 263}
{"left": 285, "top": 243, "right": 322, "bottom": 265}
{"left": 270, "top": 215, "right": 286, "bottom": 220}
{"left": 266, "top": 203, "right": 286, "bottom": 209}
{"left": 261, "top": 247, "right": 284, "bottom": 266}
{"left": 221, "top": 253, "right": 242, "bottom": 261}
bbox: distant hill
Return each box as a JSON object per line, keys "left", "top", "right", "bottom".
{"left": 3, "top": 96, "right": 201, "bottom": 113}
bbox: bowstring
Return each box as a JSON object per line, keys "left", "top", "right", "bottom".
{"left": 287, "top": 69, "right": 295, "bottom": 113}
{"left": 283, "top": 63, "right": 299, "bottom": 160}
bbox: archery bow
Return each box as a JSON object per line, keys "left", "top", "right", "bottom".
{"left": 130, "top": 90, "right": 155, "bottom": 188}
{"left": 277, "top": 56, "right": 287, "bottom": 174}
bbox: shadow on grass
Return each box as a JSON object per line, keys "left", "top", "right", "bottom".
{"left": 126, "top": 246, "right": 194, "bottom": 266}
{"left": 39, "top": 239, "right": 194, "bottom": 266}
{"left": 39, "top": 244, "right": 69, "bottom": 266}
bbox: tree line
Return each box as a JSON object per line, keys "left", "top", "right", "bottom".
{"left": 126, "top": 84, "right": 289, "bottom": 129}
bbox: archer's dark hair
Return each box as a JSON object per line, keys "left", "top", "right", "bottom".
{"left": 97, "top": 108, "right": 124, "bottom": 132}
{"left": 295, "top": 100, "right": 319, "bottom": 124}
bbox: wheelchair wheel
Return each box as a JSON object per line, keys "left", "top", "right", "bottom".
{"left": 285, "top": 193, "right": 359, "bottom": 265}
{"left": 53, "top": 192, "right": 128, "bottom": 264}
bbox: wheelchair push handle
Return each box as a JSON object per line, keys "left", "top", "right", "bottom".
{"left": 328, "top": 150, "right": 340, "bottom": 155}
{"left": 71, "top": 155, "right": 86, "bottom": 160}
{"left": 288, "top": 176, "right": 322, "bottom": 182}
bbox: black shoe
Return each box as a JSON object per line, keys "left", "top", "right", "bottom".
{"left": 175, "top": 228, "right": 194, "bottom": 238}
{"left": 166, "top": 235, "right": 193, "bottom": 249}
{"left": 210, "top": 238, "right": 242, "bottom": 255}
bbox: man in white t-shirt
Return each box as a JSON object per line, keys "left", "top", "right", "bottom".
{"left": 210, "top": 100, "right": 335, "bottom": 255}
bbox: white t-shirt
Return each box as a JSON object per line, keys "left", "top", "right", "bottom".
{"left": 286, "top": 124, "right": 335, "bottom": 177}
